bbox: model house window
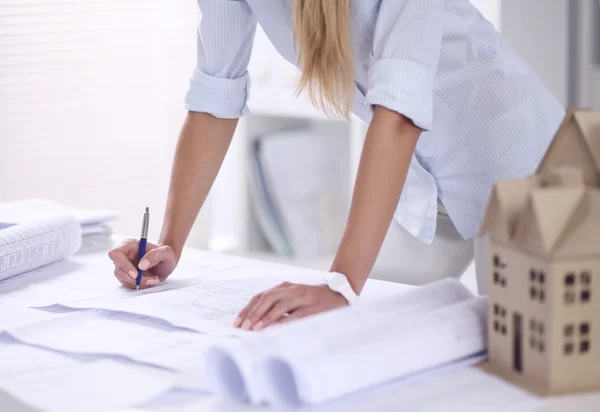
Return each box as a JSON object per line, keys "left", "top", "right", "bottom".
{"left": 564, "top": 271, "right": 592, "bottom": 304}
{"left": 564, "top": 324, "right": 575, "bottom": 337}
{"left": 565, "top": 272, "right": 576, "bottom": 305}
{"left": 581, "top": 271, "right": 592, "bottom": 303}
{"left": 563, "top": 322, "right": 591, "bottom": 356}
{"left": 530, "top": 269, "right": 546, "bottom": 302}
{"left": 530, "top": 318, "right": 545, "bottom": 353}
{"left": 564, "top": 342, "right": 574, "bottom": 355}
{"left": 581, "top": 271, "right": 592, "bottom": 285}
{"left": 565, "top": 290, "right": 576, "bottom": 304}
{"left": 582, "top": 290, "right": 591, "bottom": 302}
{"left": 494, "top": 255, "right": 507, "bottom": 269}
{"left": 493, "top": 255, "right": 507, "bottom": 287}
{"left": 493, "top": 303, "right": 507, "bottom": 335}
{"left": 580, "top": 322, "right": 591, "bottom": 354}
{"left": 565, "top": 273, "right": 576, "bottom": 285}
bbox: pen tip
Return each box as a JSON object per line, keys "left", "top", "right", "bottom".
{"left": 136, "top": 285, "right": 140, "bottom": 291}
{"left": 145, "top": 207, "right": 149, "bottom": 213}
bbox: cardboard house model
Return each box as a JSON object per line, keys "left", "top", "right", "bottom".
{"left": 481, "top": 109, "right": 600, "bottom": 395}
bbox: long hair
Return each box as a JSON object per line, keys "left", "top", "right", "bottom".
{"left": 293, "top": 0, "right": 354, "bottom": 119}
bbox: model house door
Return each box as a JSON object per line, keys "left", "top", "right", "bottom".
{"left": 513, "top": 313, "right": 523, "bottom": 372}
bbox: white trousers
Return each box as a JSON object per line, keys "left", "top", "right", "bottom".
{"left": 372, "top": 203, "right": 490, "bottom": 295}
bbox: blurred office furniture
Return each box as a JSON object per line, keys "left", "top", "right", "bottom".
{"left": 250, "top": 128, "right": 350, "bottom": 259}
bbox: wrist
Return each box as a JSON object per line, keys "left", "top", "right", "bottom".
{"left": 157, "top": 236, "right": 183, "bottom": 264}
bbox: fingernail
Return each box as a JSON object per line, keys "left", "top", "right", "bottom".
{"left": 241, "top": 319, "right": 252, "bottom": 330}
{"left": 138, "top": 259, "right": 150, "bottom": 270}
{"left": 146, "top": 278, "right": 160, "bottom": 286}
{"left": 233, "top": 317, "right": 242, "bottom": 327}
{"left": 253, "top": 321, "right": 264, "bottom": 331}
{"left": 128, "top": 271, "right": 138, "bottom": 279}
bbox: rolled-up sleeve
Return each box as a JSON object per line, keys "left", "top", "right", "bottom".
{"left": 185, "top": 0, "right": 257, "bottom": 118}
{"left": 366, "top": 0, "right": 443, "bottom": 131}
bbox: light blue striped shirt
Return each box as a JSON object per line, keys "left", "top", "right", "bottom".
{"left": 185, "top": 0, "right": 566, "bottom": 244}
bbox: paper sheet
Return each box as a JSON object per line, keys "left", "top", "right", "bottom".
{"left": 0, "top": 337, "right": 82, "bottom": 378}
{"left": 0, "top": 282, "right": 101, "bottom": 308}
{"left": 0, "top": 252, "right": 236, "bottom": 308}
{"left": 8, "top": 310, "right": 227, "bottom": 390}
{"left": 0, "top": 198, "right": 119, "bottom": 227}
{"left": 0, "top": 358, "right": 175, "bottom": 412}
{"left": 322, "top": 366, "right": 544, "bottom": 412}
{"left": 0, "top": 302, "right": 62, "bottom": 330}
{"left": 0, "top": 335, "right": 208, "bottom": 412}
{"left": 0, "top": 214, "right": 82, "bottom": 282}
{"left": 135, "top": 388, "right": 213, "bottom": 411}
{"left": 63, "top": 273, "right": 325, "bottom": 334}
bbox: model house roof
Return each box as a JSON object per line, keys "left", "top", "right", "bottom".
{"left": 481, "top": 168, "right": 600, "bottom": 257}
{"left": 536, "top": 109, "right": 600, "bottom": 185}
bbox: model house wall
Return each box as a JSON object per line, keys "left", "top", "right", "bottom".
{"left": 550, "top": 258, "right": 600, "bottom": 392}
{"left": 485, "top": 172, "right": 600, "bottom": 394}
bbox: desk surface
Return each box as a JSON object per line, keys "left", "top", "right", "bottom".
{"left": 2, "top": 235, "right": 600, "bottom": 412}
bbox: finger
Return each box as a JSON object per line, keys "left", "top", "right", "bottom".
{"left": 108, "top": 249, "right": 138, "bottom": 280}
{"left": 234, "top": 293, "right": 263, "bottom": 328}
{"left": 114, "top": 268, "right": 136, "bottom": 288}
{"left": 138, "top": 275, "right": 161, "bottom": 289}
{"left": 138, "top": 245, "right": 174, "bottom": 271}
{"left": 243, "top": 289, "right": 290, "bottom": 331}
{"left": 114, "top": 268, "right": 159, "bottom": 290}
{"left": 254, "top": 295, "right": 309, "bottom": 330}
{"left": 235, "top": 282, "right": 293, "bottom": 327}
{"left": 276, "top": 307, "right": 317, "bottom": 325}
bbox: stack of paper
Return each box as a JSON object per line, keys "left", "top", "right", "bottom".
{"left": 0, "top": 198, "right": 119, "bottom": 235}
{"left": 0, "top": 214, "right": 82, "bottom": 283}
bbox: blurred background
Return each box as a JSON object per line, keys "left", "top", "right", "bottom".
{"left": 1, "top": 0, "right": 599, "bottom": 280}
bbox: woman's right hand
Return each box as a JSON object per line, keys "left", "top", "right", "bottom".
{"left": 108, "top": 239, "right": 178, "bottom": 289}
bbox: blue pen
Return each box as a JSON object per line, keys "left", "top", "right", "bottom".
{"left": 136, "top": 207, "right": 150, "bottom": 290}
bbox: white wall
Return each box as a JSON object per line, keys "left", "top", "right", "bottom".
{"left": 0, "top": 0, "right": 209, "bottom": 246}
{"left": 470, "top": 0, "right": 502, "bottom": 28}
{"left": 499, "top": 0, "right": 570, "bottom": 105}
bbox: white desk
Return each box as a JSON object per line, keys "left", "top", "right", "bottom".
{"left": 1, "top": 235, "right": 599, "bottom": 412}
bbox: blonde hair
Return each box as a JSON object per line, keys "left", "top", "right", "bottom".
{"left": 293, "top": 0, "right": 354, "bottom": 119}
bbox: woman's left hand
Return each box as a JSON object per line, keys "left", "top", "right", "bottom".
{"left": 234, "top": 283, "right": 349, "bottom": 331}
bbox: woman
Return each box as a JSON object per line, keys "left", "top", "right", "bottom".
{"left": 108, "top": 0, "right": 564, "bottom": 331}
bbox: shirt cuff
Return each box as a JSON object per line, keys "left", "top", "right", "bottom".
{"left": 366, "top": 59, "right": 435, "bottom": 131}
{"left": 185, "top": 68, "right": 251, "bottom": 119}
